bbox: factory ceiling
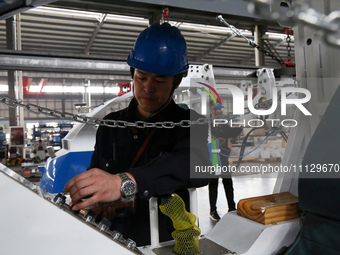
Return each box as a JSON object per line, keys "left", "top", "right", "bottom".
{"left": 0, "top": 0, "right": 295, "bottom": 77}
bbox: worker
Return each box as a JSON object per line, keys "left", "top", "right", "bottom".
{"left": 0, "top": 127, "right": 6, "bottom": 161}
{"left": 209, "top": 103, "right": 242, "bottom": 221}
{"left": 64, "top": 23, "right": 211, "bottom": 246}
{"left": 0, "top": 126, "right": 5, "bottom": 149}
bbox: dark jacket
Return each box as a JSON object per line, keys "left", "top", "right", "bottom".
{"left": 88, "top": 98, "right": 210, "bottom": 246}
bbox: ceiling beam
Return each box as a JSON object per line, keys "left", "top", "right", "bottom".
{"left": 125, "top": 0, "right": 268, "bottom": 20}
{"left": 0, "top": 50, "right": 262, "bottom": 80}
{"left": 194, "top": 33, "right": 237, "bottom": 62}
{"left": 85, "top": 13, "right": 107, "bottom": 55}
{"left": 0, "top": 0, "right": 58, "bottom": 20}
{"left": 0, "top": 50, "right": 130, "bottom": 74}
{"left": 0, "top": 71, "right": 131, "bottom": 81}
{"left": 47, "top": 0, "right": 281, "bottom": 31}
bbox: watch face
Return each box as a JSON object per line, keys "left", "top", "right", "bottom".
{"left": 122, "top": 180, "right": 136, "bottom": 196}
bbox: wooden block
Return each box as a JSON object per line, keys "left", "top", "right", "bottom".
{"left": 256, "top": 158, "right": 270, "bottom": 162}
{"left": 242, "top": 156, "right": 257, "bottom": 162}
{"left": 229, "top": 156, "right": 257, "bottom": 164}
{"left": 228, "top": 158, "right": 239, "bottom": 164}
{"left": 256, "top": 157, "right": 281, "bottom": 162}
{"left": 270, "top": 157, "right": 282, "bottom": 162}
{"left": 237, "top": 192, "right": 302, "bottom": 225}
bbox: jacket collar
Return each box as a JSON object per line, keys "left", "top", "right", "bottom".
{"left": 126, "top": 98, "right": 183, "bottom": 122}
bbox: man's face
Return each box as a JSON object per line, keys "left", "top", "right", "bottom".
{"left": 133, "top": 69, "right": 175, "bottom": 118}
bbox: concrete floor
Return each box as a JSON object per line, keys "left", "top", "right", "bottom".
{"left": 197, "top": 172, "right": 278, "bottom": 235}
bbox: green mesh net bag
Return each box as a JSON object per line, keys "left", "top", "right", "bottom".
{"left": 159, "top": 194, "right": 201, "bottom": 255}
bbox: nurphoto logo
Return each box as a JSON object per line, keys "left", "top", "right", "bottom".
{"left": 197, "top": 82, "right": 311, "bottom": 128}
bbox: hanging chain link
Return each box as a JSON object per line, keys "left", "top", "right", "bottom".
{"left": 282, "top": 27, "right": 295, "bottom": 67}
{"left": 217, "top": 15, "right": 284, "bottom": 66}
{"left": 286, "top": 28, "right": 292, "bottom": 60}
{"left": 0, "top": 96, "right": 210, "bottom": 128}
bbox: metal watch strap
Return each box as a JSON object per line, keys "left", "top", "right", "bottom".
{"left": 117, "top": 172, "right": 137, "bottom": 198}
{"left": 117, "top": 172, "right": 130, "bottom": 182}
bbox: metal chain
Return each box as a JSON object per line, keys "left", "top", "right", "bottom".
{"left": 217, "top": 15, "right": 284, "bottom": 65}
{"left": 286, "top": 28, "right": 292, "bottom": 60}
{"left": 282, "top": 27, "right": 295, "bottom": 67}
{"left": 0, "top": 96, "right": 210, "bottom": 128}
{"left": 246, "top": 0, "right": 340, "bottom": 48}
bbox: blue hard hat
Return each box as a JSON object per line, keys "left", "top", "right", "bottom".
{"left": 127, "top": 23, "right": 189, "bottom": 76}
{"left": 213, "top": 103, "right": 224, "bottom": 110}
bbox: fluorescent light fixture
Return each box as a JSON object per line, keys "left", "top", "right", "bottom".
{"left": 26, "top": 123, "right": 40, "bottom": 130}
{"left": 0, "top": 84, "right": 120, "bottom": 94}
{"left": 31, "top": 6, "right": 148, "bottom": 24}
{"left": 0, "top": 85, "right": 8, "bottom": 92}
{"left": 266, "top": 32, "right": 294, "bottom": 40}
{"left": 45, "top": 122, "right": 59, "bottom": 127}
{"left": 29, "top": 85, "right": 120, "bottom": 94}
{"left": 173, "top": 21, "right": 253, "bottom": 37}
{"left": 105, "top": 87, "right": 120, "bottom": 93}
{"left": 31, "top": 6, "right": 102, "bottom": 19}
{"left": 106, "top": 14, "right": 147, "bottom": 24}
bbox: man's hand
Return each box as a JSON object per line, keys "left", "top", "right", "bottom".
{"left": 64, "top": 168, "right": 122, "bottom": 211}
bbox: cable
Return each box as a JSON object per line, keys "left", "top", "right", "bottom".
{"left": 220, "top": 128, "right": 280, "bottom": 159}
{"left": 279, "top": 130, "right": 288, "bottom": 142}
{"left": 214, "top": 127, "right": 285, "bottom": 169}
{"left": 235, "top": 127, "right": 260, "bottom": 168}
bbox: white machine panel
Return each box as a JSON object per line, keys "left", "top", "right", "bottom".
{"left": 206, "top": 212, "right": 301, "bottom": 255}
{"left": 0, "top": 164, "right": 137, "bottom": 255}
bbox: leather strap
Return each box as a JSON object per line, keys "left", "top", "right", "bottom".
{"left": 130, "top": 129, "right": 156, "bottom": 168}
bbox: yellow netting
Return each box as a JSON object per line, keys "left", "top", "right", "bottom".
{"left": 159, "top": 194, "right": 201, "bottom": 255}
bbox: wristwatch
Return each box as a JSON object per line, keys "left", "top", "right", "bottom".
{"left": 117, "top": 172, "right": 137, "bottom": 199}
